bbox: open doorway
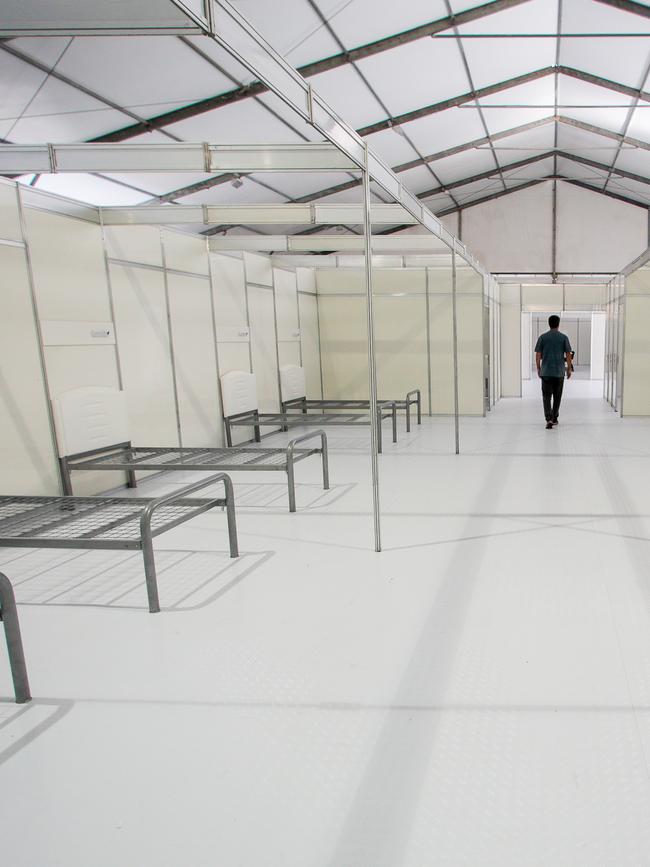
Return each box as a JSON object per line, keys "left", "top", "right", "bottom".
{"left": 521, "top": 311, "right": 606, "bottom": 384}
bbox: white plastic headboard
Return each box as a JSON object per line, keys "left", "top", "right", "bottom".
{"left": 220, "top": 370, "right": 259, "bottom": 418}
{"left": 279, "top": 364, "right": 306, "bottom": 402}
{"left": 52, "top": 387, "right": 130, "bottom": 458}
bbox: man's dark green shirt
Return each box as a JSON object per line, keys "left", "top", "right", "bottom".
{"left": 534, "top": 329, "right": 572, "bottom": 378}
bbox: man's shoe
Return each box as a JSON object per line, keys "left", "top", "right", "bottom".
{"left": 551, "top": 419, "right": 558, "bottom": 426}
{"left": 546, "top": 422, "right": 553, "bottom": 429}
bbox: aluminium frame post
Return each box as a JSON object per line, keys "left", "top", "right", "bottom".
{"left": 0, "top": 572, "right": 31, "bottom": 703}
{"left": 452, "top": 249, "right": 460, "bottom": 456}
{"left": 362, "top": 146, "right": 381, "bottom": 553}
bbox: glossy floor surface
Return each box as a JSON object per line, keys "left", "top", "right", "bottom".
{"left": 2, "top": 379, "right": 650, "bottom": 866}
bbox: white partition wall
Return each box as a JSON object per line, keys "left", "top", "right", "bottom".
{"left": 428, "top": 267, "right": 455, "bottom": 414}
{"left": 297, "top": 268, "right": 322, "bottom": 400}
{"left": 274, "top": 267, "right": 301, "bottom": 369}
{"left": 500, "top": 284, "right": 521, "bottom": 397}
{"left": 621, "top": 267, "right": 649, "bottom": 415}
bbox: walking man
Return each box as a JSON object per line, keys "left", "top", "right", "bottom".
{"left": 534, "top": 314, "right": 572, "bottom": 430}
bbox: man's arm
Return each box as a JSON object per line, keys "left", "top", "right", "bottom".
{"left": 536, "top": 351, "right": 542, "bottom": 378}
{"left": 566, "top": 351, "right": 573, "bottom": 379}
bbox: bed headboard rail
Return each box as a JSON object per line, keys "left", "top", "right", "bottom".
{"left": 279, "top": 364, "right": 306, "bottom": 402}
{"left": 52, "top": 387, "right": 130, "bottom": 458}
{"left": 220, "top": 370, "right": 258, "bottom": 418}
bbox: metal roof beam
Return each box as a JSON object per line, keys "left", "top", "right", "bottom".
{"left": 208, "top": 234, "right": 450, "bottom": 253}
{"left": 557, "top": 115, "right": 650, "bottom": 151}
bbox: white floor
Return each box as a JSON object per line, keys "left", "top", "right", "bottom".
{"left": 3, "top": 379, "right": 650, "bottom": 866}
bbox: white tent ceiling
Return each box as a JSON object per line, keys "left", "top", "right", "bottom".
{"left": 1, "top": 0, "right": 649, "bottom": 235}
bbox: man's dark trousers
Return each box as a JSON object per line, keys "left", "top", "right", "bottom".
{"left": 541, "top": 376, "right": 564, "bottom": 422}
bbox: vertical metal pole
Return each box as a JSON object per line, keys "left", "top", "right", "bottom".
{"left": 451, "top": 249, "right": 460, "bottom": 456}
{"left": 160, "top": 229, "right": 184, "bottom": 449}
{"left": 425, "top": 267, "right": 433, "bottom": 417}
{"left": 362, "top": 148, "right": 381, "bottom": 553}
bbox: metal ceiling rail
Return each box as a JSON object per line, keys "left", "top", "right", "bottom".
{"left": 85, "top": 0, "right": 531, "bottom": 143}
{"left": 99, "top": 203, "right": 417, "bottom": 226}
{"left": 0, "top": 0, "right": 211, "bottom": 36}
{"left": 0, "top": 143, "right": 359, "bottom": 174}
{"left": 207, "top": 1, "right": 474, "bottom": 267}
{"left": 208, "top": 235, "right": 450, "bottom": 253}
{"left": 595, "top": 0, "right": 650, "bottom": 17}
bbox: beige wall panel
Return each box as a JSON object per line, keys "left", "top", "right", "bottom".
{"left": 244, "top": 252, "right": 272, "bottom": 286}
{"left": 104, "top": 225, "right": 163, "bottom": 267}
{"left": 211, "top": 253, "right": 247, "bottom": 326}
{"left": 429, "top": 293, "right": 455, "bottom": 414}
{"left": 500, "top": 284, "right": 521, "bottom": 398}
{"left": 167, "top": 274, "right": 222, "bottom": 446}
{"left": 44, "top": 345, "right": 120, "bottom": 397}
{"left": 457, "top": 295, "right": 484, "bottom": 416}
{"left": 0, "top": 245, "right": 59, "bottom": 494}
{"left": 296, "top": 267, "right": 316, "bottom": 293}
{"left": 25, "top": 209, "right": 110, "bottom": 320}
{"left": 248, "top": 285, "right": 280, "bottom": 412}
{"left": 521, "top": 284, "right": 563, "bottom": 310}
{"left": 278, "top": 341, "right": 302, "bottom": 368}
{"left": 462, "top": 182, "right": 554, "bottom": 273}
{"left": 298, "top": 293, "right": 322, "bottom": 399}
{"left": 556, "top": 183, "right": 647, "bottom": 273}
{"left": 318, "top": 296, "right": 369, "bottom": 399}
{"left": 0, "top": 182, "right": 22, "bottom": 241}
{"left": 274, "top": 267, "right": 299, "bottom": 336}
{"left": 627, "top": 269, "right": 650, "bottom": 294}
{"left": 162, "top": 230, "right": 209, "bottom": 275}
{"left": 374, "top": 295, "right": 427, "bottom": 403}
{"left": 622, "top": 295, "right": 650, "bottom": 415}
{"left": 372, "top": 268, "right": 426, "bottom": 295}
{"left": 564, "top": 284, "right": 607, "bottom": 310}
{"left": 109, "top": 263, "right": 178, "bottom": 445}
{"left": 316, "top": 269, "right": 364, "bottom": 294}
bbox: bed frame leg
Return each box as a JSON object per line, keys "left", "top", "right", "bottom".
{"left": 321, "top": 433, "right": 330, "bottom": 491}
{"left": 140, "top": 529, "right": 161, "bottom": 614}
{"left": 59, "top": 457, "right": 73, "bottom": 496}
{"left": 417, "top": 391, "right": 422, "bottom": 425}
{"left": 0, "top": 573, "right": 31, "bottom": 703}
{"left": 127, "top": 470, "right": 137, "bottom": 489}
{"left": 392, "top": 404, "right": 397, "bottom": 443}
{"left": 406, "top": 401, "right": 411, "bottom": 433}
{"left": 254, "top": 411, "right": 261, "bottom": 443}
{"left": 287, "top": 459, "right": 296, "bottom": 513}
{"left": 225, "top": 418, "right": 233, "bottom": 447}
{"left": 223, "top": 476, "right": 239, "bottom": 556}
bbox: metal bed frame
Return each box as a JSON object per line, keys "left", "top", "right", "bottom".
{"left": 224, "top": 403, "right": 397, "bottom": 452}
{"left": 281, "top": 389, "right": 422, "bottom": 432}
{"left": 59, "top": 430, "right": 329, "bottom": 514}
{"left": 0, "top": 572, "right": 30, "bottom": 703}
{"left": 0, "top": 473, "right": 238, "bottom": 614}
{"left": 220, "top": 369, "right": 397, "bottom": 453}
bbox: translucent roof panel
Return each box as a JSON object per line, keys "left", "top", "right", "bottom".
{"left": 178, "top": 176, "right": 288, "bottom": 205}
{"left": 555, "top": 156, "right": 608, "bottom": 188}
{"left": 556, "top": 123, "right": 620, "bottom": 166}
{"left": 611, "top": 146, "right": 650, "bottom": 178}
{"left": 431, "top": 147, "right": 500, "bottom": 186}
{"left": 501, "top": 154, "right": 555, "bottom": 182}
{"left": 316, "top": 0, "right": 448, "bottom": 50}
{"left": 27, "top": 173, "right": 152, "bottom": 205}
{"left": 245, "top": 171, "right": 356, "bottom": 201}
{"left": 364, "top": 129, "right": 421, "bottom": 168}
{"left": 558, "top": 75, "right": 636, "bottom": 133}
{"left": 229, "top": 0, "right": 340, "bottom": 69}
{"left": 461, "top": 38, "right": 556, "bottom": 90}
{"left": 478, "top": 78, "right": 557, "bottom": 135}
{"left": 626, "top": 106, "right": 650, "bottom": 143}
{"left": 606, "top": 177, "right": 650, "bottom": 206}
{"left": 397, "top": 165, "right": 443, "bottom": 196}
{"left": 356, "top": 38, "right": 470, "bottom": 118}
{"left": 560, "top": 37, "right": 650, "bottom": 90}
{"left": 163, "top": 98, "right": 308, "bottom": 144}
{"left": 405, "top": 107, "right": 487, "bottom": 155}
{"left": 562, "top": 0, "right": 650, "bottom": 35}
{"left": 308, "top": 65, "right": 385, "bottom": 129}
{"left": 488, "top": 123, "right": 557, "bottom": 165}
{"left": 455, "top": 0, "right": 559, "bottom": 34}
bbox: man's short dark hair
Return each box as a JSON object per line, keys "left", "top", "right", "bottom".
{"left": 548, "top": 314, "right": 560, "bottom": 329}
